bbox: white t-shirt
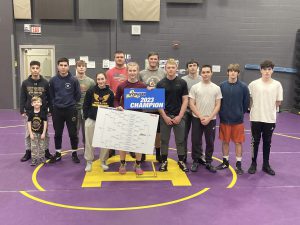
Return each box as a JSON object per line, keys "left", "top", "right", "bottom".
{"left": 189, "top": 81, "right": 222, "bottom": 119}
{"left": 249, "top": 78, "right": 283, "bottom": 123}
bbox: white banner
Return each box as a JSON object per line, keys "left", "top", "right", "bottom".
{"left": 92, "top": 107, "right": 159, "bottom": 154}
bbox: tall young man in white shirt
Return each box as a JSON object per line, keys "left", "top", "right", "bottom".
{"left": 248, "top": 60, "right": 283, "bottom": 176}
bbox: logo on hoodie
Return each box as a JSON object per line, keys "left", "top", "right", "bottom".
{"left": 65, "top": 83, "right": 71, "bottom": 89}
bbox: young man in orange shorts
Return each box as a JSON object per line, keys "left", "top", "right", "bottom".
{"left": 216, "top": 64, "right": 250, "bottom": 175}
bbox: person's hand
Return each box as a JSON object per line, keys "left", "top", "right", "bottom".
{"left": 41, "top": 134, "right": 45, "bottom": 139}
{"left": 30, "top": 134, "right": 34, "bottom": 140}
{"left": 201, "top": 116, "right": 211, "bottom": 126}
{"left": 21, "top": 113, "right": 27, "bottom": 117}
{"left": 163, "top": 115, "right": 173, "bottom": 125}
{"left": 172, "top": 116, "right": 182, "bottom": 125}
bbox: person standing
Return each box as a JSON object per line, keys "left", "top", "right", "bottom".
{"left": 75, "top": 60, "right": 95, "bottom": 147}
{"left": 156, "top": 58, "right": 189, "bottom": 172}
{"left": 189, "top": 65, "right": 222, "bottom": 173}
{"left": 181, "top": 59, "right": 202, "bottom": 163}
{"left": 248, "top": 60, "right": 283, "bottom": 176}
{"left": 19, "top": 60, "right": 52, "bottom": 162}
{"left": 83, "top": 72, "right": 114, "bottom": 172}
{"left": 49, "top": 57, "right": 81, "bottom": 163}
{"left": 114, "top": 62, "right": 147, "bottom": 175}
{"left": 139, "top": 52, "right": 166, "bottom": 163}
{"left": 27, "top": 96, "right": 48, "bottom": 166}
{"left": 106, "top": 50, "right": 128, "bottom": 94}
{"left": 215, "top": 64, "right": 250, "bottom": 175}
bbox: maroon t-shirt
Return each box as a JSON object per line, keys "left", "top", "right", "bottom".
{"left": 114, "top": 80, "right": 147, "bottom": 108}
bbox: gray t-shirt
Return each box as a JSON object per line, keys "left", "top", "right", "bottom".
{"left": 182, "top": 74, "right": 201, "bottom": 112}
{"left": 139, "top": 68, "right": 166, "bottom": 87}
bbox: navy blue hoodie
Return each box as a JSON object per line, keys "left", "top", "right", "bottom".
{"left": 219, "top": 80, "right": 250, "bottom": 124}
{"left": 49, "top": 72, "right": 81, "bottom": 108}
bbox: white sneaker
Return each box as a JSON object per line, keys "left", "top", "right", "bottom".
{"left": 101, "top": 161, "right": 109, "bottom": 171}
{"left": 85, "top": 161, "right": 92, "bottom": 172}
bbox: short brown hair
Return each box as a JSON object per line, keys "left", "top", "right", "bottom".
{"left": 260, "top": 60, "right": 274, "bottom": 69}
{"left": 76, "top": 60, "right": 87, "bottom": 67}
{"left": 227, "top": 64, "right": 240, "bottom": 73}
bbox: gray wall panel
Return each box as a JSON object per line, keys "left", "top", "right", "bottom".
{"left": 35, "top": 0, "right": 74, "bottom": 20}
{"left": 0, "top": 0, "right": 14, "bottom": 108}
{"left": 79, "top": 0, "right": 117, "bottom": 20}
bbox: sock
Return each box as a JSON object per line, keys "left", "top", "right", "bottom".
{"left": 223, "top": 155, "right": 229, "bottom": 161}
{"left": 236, "top": 157, "right": 242, "bottom": 162}
{"left": 120, "top": 160, "right": 126, "bottom": 164}
{"left": 56, "top": 149, "right": 62, "bottom": 153}
{"left": 72, "top": 150, "right": 77, "bottom": 153}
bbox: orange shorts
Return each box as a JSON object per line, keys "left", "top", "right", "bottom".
{"left": 219, "top": 123, "right": 245, "bottom": 143}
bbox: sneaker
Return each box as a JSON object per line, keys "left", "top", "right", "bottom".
{"left": 85, "top": 161, "right": 92, "bottom": 172}
{"left": 262, "top": 165, "right": 275, "bottom": 176}
{"left": 119, "top": 163, "right": 127, "bottom": 174}
{"left": 49, "top": 151, "right": 61, "bottom": 163}
{"left": 190, "top": 161, "right": 199, "bottom": 172}
{"left": 216, "top": 159, "right": 229, "bottom": 170}
{"left": 134, "top": 163, "right": 144, "bottom": 175}
{"left": 183, "top": 155, "right": 187, "bottom": 163}
{"left": 248, "top": 161, "right": 257, "bottom": 174}
{"left": 20, "top": 150, "right": 31, "bottom": 162}
{"left": 159, "top": 161, "right": 168, "bottom": 172}
{"left": 178, "top": 161, "right": 189, "bottom": 172}
{"left": 235, "top": 161, "right": 244, "bottom": 175}
{"left": 101, "top": 161, "right": 109, "bottom": 171}
{"left": 72, "top": 152, "right": 80, "bottom": 163}
{"left": 44, "top": 149, "right": 52, "bottom": 159}
{"left": 206, "top": 163, "right": 217, "bottom": 173}
{"left": 198, "top": 158, "right": 207, "bottom": 166}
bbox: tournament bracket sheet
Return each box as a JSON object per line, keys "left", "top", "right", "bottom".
{"left": 92, "top": 107, "right": 159, "bottom": 154}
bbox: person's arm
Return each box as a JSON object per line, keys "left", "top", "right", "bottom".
{"left": 20, "top": 82, "right": 27, "bottom": 115}
{"left": 189, "top": 97, "right": 202, "bottom": 119}
{"left": 243, "top": 85, "right": 250, "bottom": 113}
{"left": 173, "top": 95, "right": 188, "bottom": 124}
{"left": 41, "top": 121, "right": 47, "bottom": 140}
{"left": 27, "top": 121, "right": 34, "bottom": 140}
{"left": 49, "top": 79, "right": 55, "bottom": 108}
{"left": 45, "top": 81, "right": 52, "bottom": 115}
{"left": 83, "top": 88, "right": 92, "bottom": 120}
{"left": 201, "top": 98, "right": 221, "bottom": 126}
{"left": 74, "top": 79, "right": 81, "bottom": 102}
{"left": 114, "top": 85, "right": 123, "bottom": 110}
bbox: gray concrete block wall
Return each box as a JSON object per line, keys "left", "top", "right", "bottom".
{"left": 11, "top": 0, "right": 300, "bottom": 109}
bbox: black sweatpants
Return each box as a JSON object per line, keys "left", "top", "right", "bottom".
{"left": 191, "top": 118, "right": 216, "bottom": 164}
{"left": 52, "top": 106, "right": 78, "bottom": 150}
{"left": 251, "top": 121, "right": 276, "bottom": 166}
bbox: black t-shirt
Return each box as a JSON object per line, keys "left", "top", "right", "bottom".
{"left": 157, "top": 76, "right": 188, "bottom": 116}
{"left": 27, "top": 110, "right": 47, "bottom": 134}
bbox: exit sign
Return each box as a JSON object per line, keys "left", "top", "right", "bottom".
{"left": 30, "top": 25, "right": 41, "bottom": 35}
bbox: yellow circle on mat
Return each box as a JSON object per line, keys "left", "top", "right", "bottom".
{"left": 20, "top": 150, "right": 237, "bottom": 211}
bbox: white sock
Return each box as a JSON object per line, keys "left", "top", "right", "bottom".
{"left": 56, "top": 149, "right": 61, "bottom": 153}
{"left": 236, "top": 157, "right": 242, "bottom": 162}
{"left": 223, "top": 155, "right": 229, "bottom": 161}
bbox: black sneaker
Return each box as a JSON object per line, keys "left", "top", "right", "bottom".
{"left": 129, "top": 152, "right": 136, "bottom": 158}
{"left": 155, "top": 149, "right": 162, "bottom": 163}
{"left": 235, "top": 161, "right": 244, "bottom": 175}
{"left": 159, "top": 161, "right": 168, "bottom": 172}
{"left": 45, "top": 149, "right": 52, "bottom": 159}
{"left": 178, "top": 161, "right": 189, "bottom": 172}
{"left": 262, "top": 165, "right": 275, "bottom": 176}
{"left": 72, "top": 152, "right": 80, "bottom": 163}
{"left": 216, "top": 159, "right": 229, "bottom": 170}
{"left": 20, "top": 150, "right": 31, "bottom": 162}
{"left": 198, "top": 158, "right": 207, "bottom": 166}
{"left": 190, "top": 161, "right": 199, "bottom": 172}
{"left": 206, "top": 163, "right": 217, "bottom": 173}
{"left": 248, "top": 161, "right": 257, "bottom": 174}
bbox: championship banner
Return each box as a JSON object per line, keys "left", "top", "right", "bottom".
{"left": 124, "top": 88, "right": 165, "bottom": 110}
